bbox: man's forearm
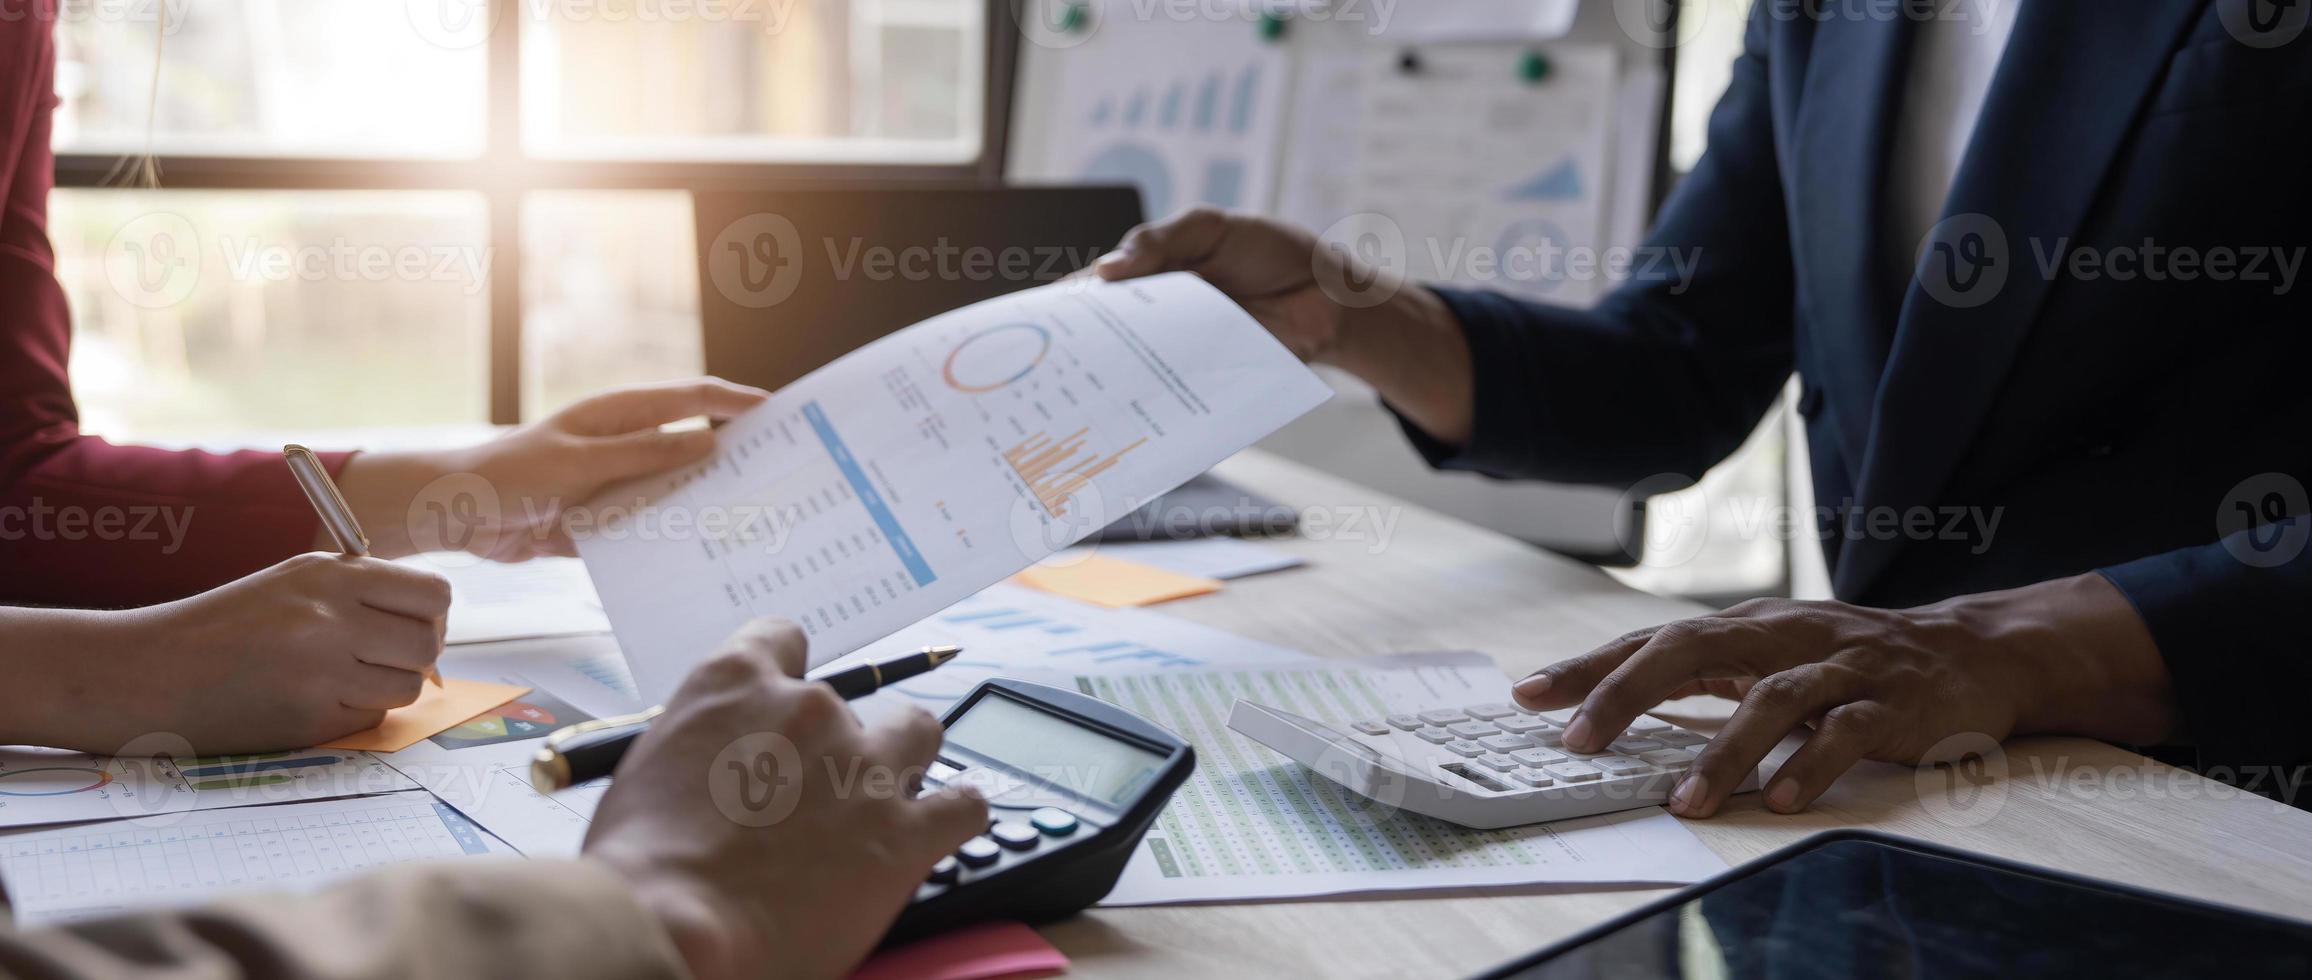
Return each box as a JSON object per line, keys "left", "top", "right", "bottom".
{"left": 1322, "top": 281, "right": 1477, "bottom": 448}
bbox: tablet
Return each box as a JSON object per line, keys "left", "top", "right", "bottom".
{"left": 1474, "top": 830, "right": 2312, "bottom": 979}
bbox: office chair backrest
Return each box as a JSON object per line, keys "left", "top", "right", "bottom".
{"left": 692, "top": 186, "right": 1145, "bottom": 392}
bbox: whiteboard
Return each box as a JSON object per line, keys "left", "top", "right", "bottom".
{"left": 1007, "top": 0, "right": 1677, "bottom": 560}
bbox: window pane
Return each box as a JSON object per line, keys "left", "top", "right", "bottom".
{"left": 1667, "top": 0, "right": 1753, "bottom": 173}
{"left": 51, "top": 191, "right": 491, "bottom": 441}
{"left": 521, "top": 0, "right": 983, "bottom": 161}
{"left": 53, "top": 1, "right": 487, "bottom": 158}
{"left": 522, "top": 191, "right": 704, "bottom": 418}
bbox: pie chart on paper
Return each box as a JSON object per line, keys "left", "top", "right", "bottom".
{"left": 942, "top": 323, "right": 1053, "bottom": 393}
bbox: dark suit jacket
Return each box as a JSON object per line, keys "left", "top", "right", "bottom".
{"left": 1410, "top": 1, "right": 2312, "bottom": 790}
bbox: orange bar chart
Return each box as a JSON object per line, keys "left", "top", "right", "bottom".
{"left": 1004, "top": 428, "right": 1148, "bottom": 516}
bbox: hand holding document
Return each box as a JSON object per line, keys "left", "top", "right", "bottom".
{"left": 577, "top": 274, "right": 1331, "bottom": 701}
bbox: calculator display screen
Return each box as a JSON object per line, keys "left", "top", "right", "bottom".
{"left": 944, "top": 694, "right": 1167, "bottom": 806}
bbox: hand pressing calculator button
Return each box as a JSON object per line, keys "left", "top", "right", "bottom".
{"left": 956, "top": 837, "right": 1003, "bottom": 868}
{"left": 885, "top": 679, "right": 1195, "bottom": 947}
{"left": 991, "top": 823, "right": 1042, "bottom": 850}
{"left": 1228, "top": 697, "right": 1759, "bottom": 829}
{"left": 1029, "top": 808, "right": 1078, "bottom": 837}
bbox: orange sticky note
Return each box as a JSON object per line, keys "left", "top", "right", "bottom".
{"left": 321, "top": 679, "right": 530, "bottom": 753}
{"left": 1012, "top": 553, "right": 1221, "bottom": 608}
{"left": 850, "top": 921, "right": 1068, "bottom": 980}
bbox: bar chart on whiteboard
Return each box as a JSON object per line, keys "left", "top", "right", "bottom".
{"left": 578, "top": 273, "right": 1331, "bottom": 701}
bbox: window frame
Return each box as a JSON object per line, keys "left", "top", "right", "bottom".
{"left": 49, "top": 0, "right": 1020, "bottom": 425}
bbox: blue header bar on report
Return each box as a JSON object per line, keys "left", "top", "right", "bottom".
{"left": 802, "top": 402, "right": 938, "bottom": 587}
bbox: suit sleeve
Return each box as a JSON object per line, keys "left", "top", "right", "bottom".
{"left": 1395, "top": 5, "right": 1797, "bottom": 486}
{"left": 0, "top": 5, "right": 349, "bottom": 609}
{"left": 2099, "top": 516, "right": 2312, "bottom": 793}
{"left": 0, "top": 860, "right": 689, "bottom": 980}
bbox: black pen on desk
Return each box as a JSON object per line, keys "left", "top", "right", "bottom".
{"left": 530, "top": 645, "right": 964, "bottom": 791}
{"left": 284, "top": 444, "right": 443, "bottom": 689}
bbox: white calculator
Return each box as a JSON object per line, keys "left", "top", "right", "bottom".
{"left": 1227, "top": 698, "right": 1758, "bottom": 829}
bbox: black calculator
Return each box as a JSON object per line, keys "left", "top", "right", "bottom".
{"left": 885, "top": 678, "right": 1195, "bottom": 945}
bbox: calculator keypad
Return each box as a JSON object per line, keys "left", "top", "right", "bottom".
{"left": 916, "top": 796, "right": 1103, "bottom": 904}
{"left": 1029, "top": 807, "right": 1078, "bottom": 836}
{"left": 1543, "top": 761, "right": 1603, "bottom": 783}
{"left": 1446, "top": 720, "right": 1499, "bottom": 739}
{"left": 956, "top": 837, "right": 1003, "bottom": 868}
{"left": 1328, "top": 704, "right": 1718, "bottom": 801}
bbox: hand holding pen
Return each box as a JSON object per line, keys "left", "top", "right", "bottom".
{"left": 285, "top": 445, "right": 444, "bottom": 689}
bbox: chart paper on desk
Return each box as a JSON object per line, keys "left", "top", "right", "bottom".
{"left": 830, "top": 582, "right": 1312, "bottom": 718}
{"left": 1061, "top": 656, "right": 1727, "bottom": 904}
{"left": 0, "top": 746, "right": 415, "bottom": 830}
{"left": 379, "top": 637, "right": 644, "bottom": 858}
{"left": 0, "top": 790, "right": 516, "bottom": 925}
{"left": 578, "top": 274, "right": 1330, "bottom": 702}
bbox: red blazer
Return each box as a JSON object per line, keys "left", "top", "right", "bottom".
{"left": 1, "top": 8, "right": 347, "bottom": 607}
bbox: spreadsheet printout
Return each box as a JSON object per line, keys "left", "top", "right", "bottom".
{"left": 1061, "top": 655, "right": 1728, "bottom": 904}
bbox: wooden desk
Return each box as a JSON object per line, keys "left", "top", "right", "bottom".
{"left": 1042, "top": 451, "right": 2312, "bottom": 978}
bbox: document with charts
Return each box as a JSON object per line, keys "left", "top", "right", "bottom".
{"left": 578, "top": 273, "right": 1331, "bottom": 701}
{"left": 1049, "top": 654, "right": 1727, "bottom": 905}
